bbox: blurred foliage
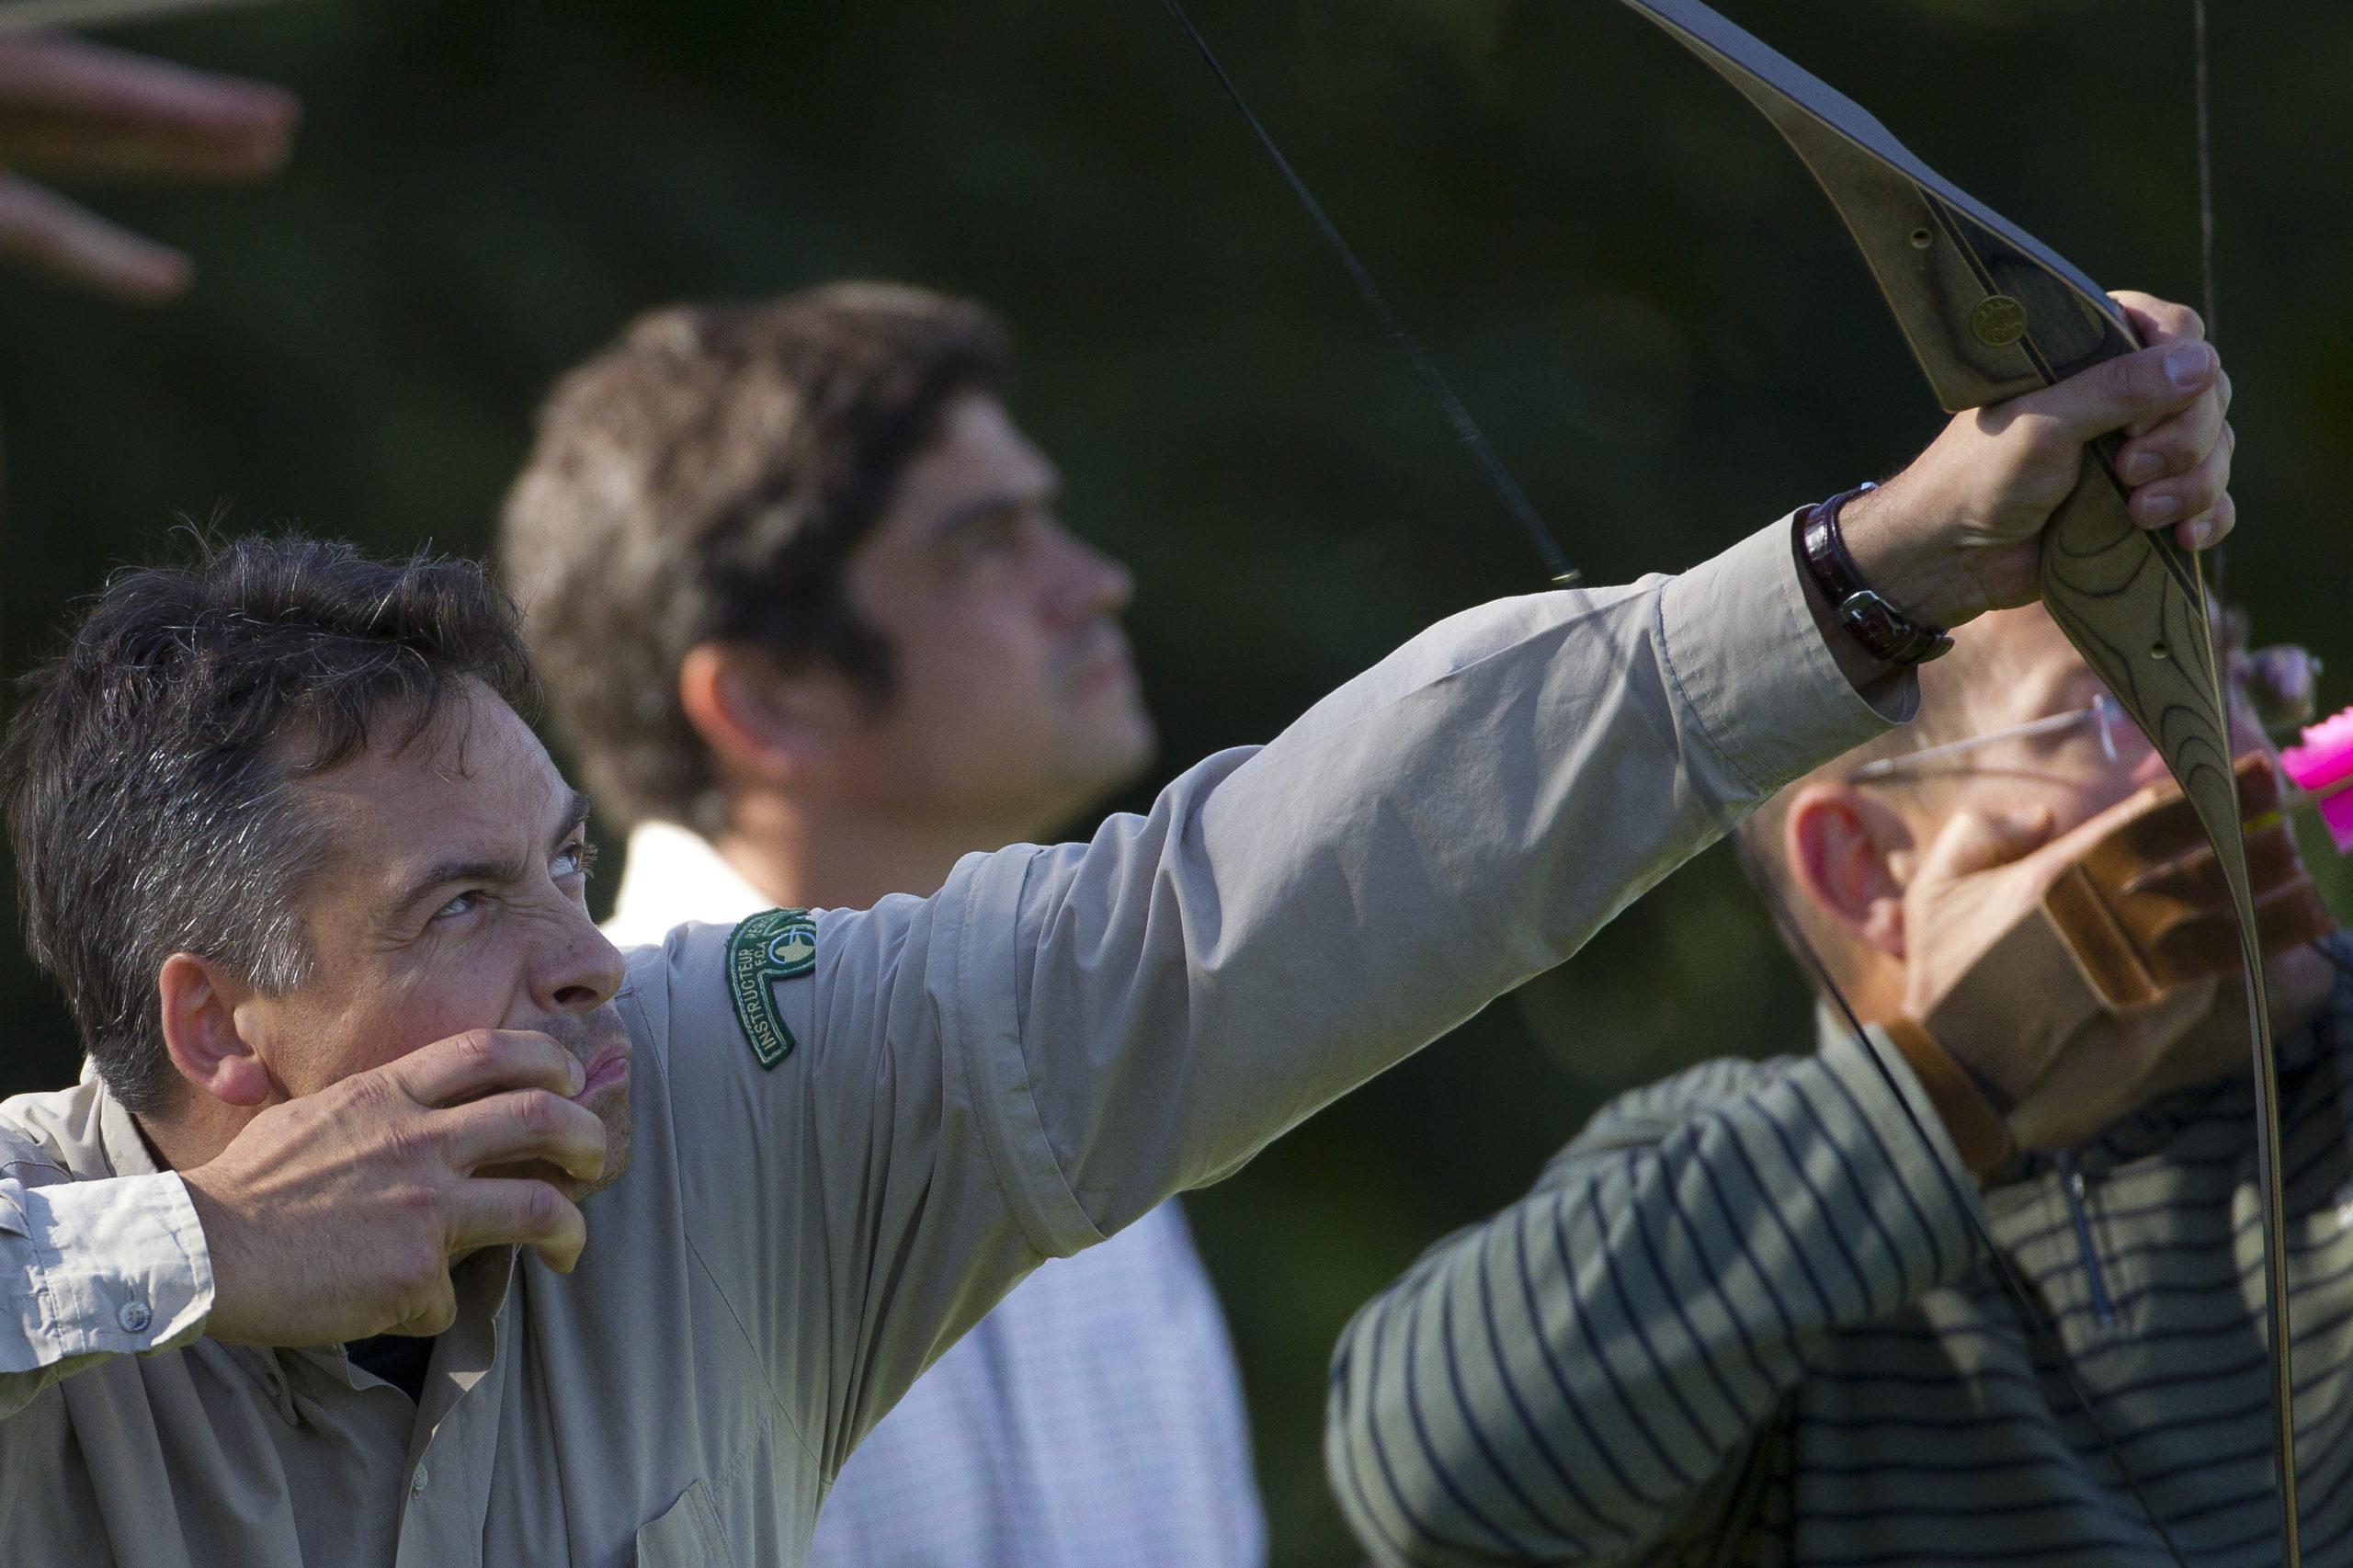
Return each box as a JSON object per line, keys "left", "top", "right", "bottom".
{"left": 1, "top": 0, "right": 2348, "bottom": 1561}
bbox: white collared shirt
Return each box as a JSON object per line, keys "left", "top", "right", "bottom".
{"left": 606, "top": 821, "right": 1268, "bottom": 1568}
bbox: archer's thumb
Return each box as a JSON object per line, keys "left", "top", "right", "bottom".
{"left": 2016, "top": 339, "right": 2216, "bottom": 447}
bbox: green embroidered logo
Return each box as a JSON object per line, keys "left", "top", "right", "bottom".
{"left": 727, "top": 908, "right": 815, "bottom": 1069}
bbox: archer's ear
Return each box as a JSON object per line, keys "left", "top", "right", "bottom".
{"left": 677, "top": 641, "right": 852, "bottom": 790}
{"left": 157, "top": 952, "right": 277, "bottom": 1109}
{"left": 1783, "top": 782, "right": 1915, "bottom": 960}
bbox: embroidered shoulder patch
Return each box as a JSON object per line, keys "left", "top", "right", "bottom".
{"left": 727, "top": 908, "right": 816, "bottom": 1069}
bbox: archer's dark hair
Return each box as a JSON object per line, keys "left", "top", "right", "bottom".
{"left": 2, "top": 535, "right": 537, "bottom": 1113}
{"left": 498, "top": 281, "right": 1011, "bottom": 835}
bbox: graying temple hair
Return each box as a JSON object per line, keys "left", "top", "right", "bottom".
{"left": 2, "top": 535, "right": 536, "bottom": 1114}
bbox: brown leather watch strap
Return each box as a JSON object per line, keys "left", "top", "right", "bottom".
{"left": 1798, "top": 484, "right": 1954, "bottom": 667}
{"left": 1879, "top": 1016, "right": 2017, "bottom": 1180}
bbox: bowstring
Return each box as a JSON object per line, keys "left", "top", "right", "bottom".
{"left": 1149, "top": 3, "right": 2195, "bottom": 1561}
{"left": 1154, "top": 0, "right": 1576, "bottom": 588}
{"left": 2193, "top": 0, "right": 2219, "bottom": 343}
{"left": 2194, "top": 0, "right": 2226, "bottom": 606}
{"left": 2187, "top": 6, "right": 2301, "bottom": 1552}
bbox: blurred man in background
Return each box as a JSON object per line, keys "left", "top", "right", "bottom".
{"left": 499, "top": 282, "right": 1267, "bottom": 1567}
{"left": 1327, "top": 599, "right": 2349, "bottom": 1565}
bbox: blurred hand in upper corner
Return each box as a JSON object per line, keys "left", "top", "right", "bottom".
{"left": 0, "top": 30, "right": 297, "bottom": 301}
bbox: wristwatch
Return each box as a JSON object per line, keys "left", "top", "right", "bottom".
{"left": 1798, "top": 483, "right": 1953, "bottom": 666}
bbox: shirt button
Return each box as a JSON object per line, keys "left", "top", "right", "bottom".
{"left": 410, "top": 1462, "right": 429, "bottom": 1496}
{"left": 117, "top": 1301, "right": 152, "bottom": 1335}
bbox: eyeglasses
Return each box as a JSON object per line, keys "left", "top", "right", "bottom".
{"left": 1849, "top": 694, "right": 2133, "bottom": 783}
{"left": 1849, "top": 643, "right": 2323, "bottom": 786}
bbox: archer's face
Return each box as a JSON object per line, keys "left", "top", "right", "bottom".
{"left": 1907, "top": 608, "right": 2185, "bottom": 840}
{"left": 238, "top": 687, "right": 633, "bottom": 1200}
{"left": 1892, "top": 605, "right": 2331, "bottom": 1043}
{"left": 828, "top": 392, "right": 1155, "bottom": 835}
{"left": 1903, "top": 606, "right": 2271, "bottom": 848}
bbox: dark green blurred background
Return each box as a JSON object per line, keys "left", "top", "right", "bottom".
{"left": 1, "top": 1, "right": 2347, "bottom": 1560}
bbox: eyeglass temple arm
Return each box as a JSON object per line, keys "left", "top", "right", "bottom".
{"left": 1848, "top": 701, "right": 2112, "bottom": 782}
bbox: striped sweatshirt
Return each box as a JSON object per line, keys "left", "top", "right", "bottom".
{"left": 1326, "top": 983, "right": 2353, "bottom": 1565}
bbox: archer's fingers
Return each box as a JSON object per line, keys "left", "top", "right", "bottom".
{"left": 437, "top": 1088, "right": 608, "bottom": 1186}
{"left": 2111, "top": 296, "right": 2225, "bottom": 442}
{"left": 2115, "top": 389, "right": 2224, "bottom": 483}
{"left": 2110, "top": 290, "right": 2206, "bottom": 350}
{"left": 379, "top": 1029, "right": 585, "bottom": 1109}
{"left": 2144, "top": 415, "right": 2235, "bottom": 549}
{"left": 449, "top": 1178, "right": 588, "bottom": 1273}
{"left": 0, "top": 171, "right": 185, "bottom": 299}
{"left": 0, "top": 111, "right": 292, "bottom": 182}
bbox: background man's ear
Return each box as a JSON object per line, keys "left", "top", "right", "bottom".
{"left": 157, "top": 952, "right": 276, "bottom": 1108}
{"left": 1783, "top": 782, "right": 1915, "bottom": 960}
{"left": 677, "top": 642, "right": 845, "bottom": 790}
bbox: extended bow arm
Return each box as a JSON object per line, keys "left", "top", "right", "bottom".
{"left": 1617, "top": 1, "right": 2290, "bottom": 1557}
{"left": 1154, "top": 0, "right": 2267, "bottom": 1555}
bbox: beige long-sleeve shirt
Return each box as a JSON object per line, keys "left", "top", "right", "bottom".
{"left": 0, "top": 518, "right": 1904, "bottom": 1567}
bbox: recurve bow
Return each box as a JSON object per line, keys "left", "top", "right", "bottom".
{"left": 1608, "top": 5, "right": 2290, "bottom": 1558}
{"left": 1156, "top": 0, "right": 2281, "bottom": 1556}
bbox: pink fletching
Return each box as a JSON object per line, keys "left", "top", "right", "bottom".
{"left": 2280, "top": 707, "right": 2353, "bottom": 851}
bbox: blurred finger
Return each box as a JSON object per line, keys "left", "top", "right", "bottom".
{"left": 0, "top": 170, "right": 184, "bottom": 298}
{"left": 0, "top": 35, "right": 297, "bottom": 179}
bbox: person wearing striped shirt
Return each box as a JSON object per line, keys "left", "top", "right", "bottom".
{"left": 1326, "top": 599, "right": 2350, "bottom": 1566}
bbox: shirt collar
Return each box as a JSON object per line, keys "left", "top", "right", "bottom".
{"left": 97, "top": 1078, "right": 164, "bottom": 1178}
{"left": 601, "top": 820, "right": 778, "bottom": 947}
{"left": 15, "top": 1059, "right": 165, "bottom": 1182}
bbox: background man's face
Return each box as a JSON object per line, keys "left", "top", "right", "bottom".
{"left": 241, "top": 687, "right": 632, "bottom": 1199}
{"left": 832, "top": 392, "right": 1155, "bottom": 833}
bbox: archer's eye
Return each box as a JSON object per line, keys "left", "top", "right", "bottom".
{"left": 432, "top": 890, "right": 483, "bottom": 922}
